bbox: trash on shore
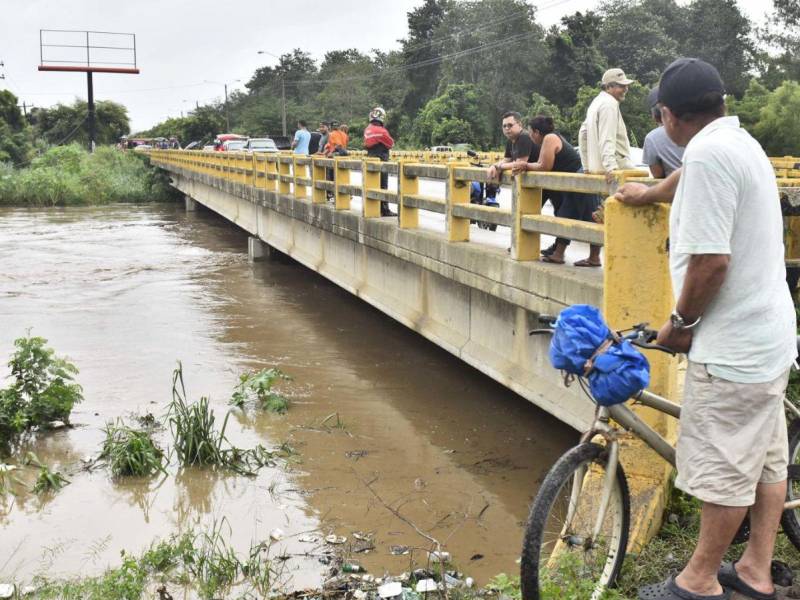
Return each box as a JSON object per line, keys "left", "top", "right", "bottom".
{"left": 0, "top": 583, "right": 15, "bottom": 599}
{"left": 270, "top": 528, "right": 285, "bottom": 541}
{"left": 378, "top": 581, "right": 402, "bottom": 598}
{"left": 428, "top": 550, "right": 450, "bottom": 564}
{"left": 325, "top": 534, "right": 347, "bottom": 544}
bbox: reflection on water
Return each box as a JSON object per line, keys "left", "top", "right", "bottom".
{"left": 0, "top": 204, "right": 576, "bottom": 587}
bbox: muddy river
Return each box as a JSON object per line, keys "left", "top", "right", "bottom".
{"left": 0, "top": 204, "right": 575, "bottom": 590}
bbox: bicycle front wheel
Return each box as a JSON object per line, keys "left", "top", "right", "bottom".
{"left": 520, "top": 442, "right": 630, "bottom": 600}
{"left": 781, "top": 418, "right": 800, "bottom": 550}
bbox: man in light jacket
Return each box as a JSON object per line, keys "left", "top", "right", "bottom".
{"left": 579, "top": 68, "right": 635, "bottom": 183}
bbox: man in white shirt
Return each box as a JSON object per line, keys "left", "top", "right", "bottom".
{"left": 636, "top": 58, "right": 796, "bottom": 600}
{"left": 579, "top": 68, "right": 635, "bottom": 183}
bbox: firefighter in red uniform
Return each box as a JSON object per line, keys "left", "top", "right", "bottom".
{"left": 363, "top": 107, "right": 396, "bottom": 217}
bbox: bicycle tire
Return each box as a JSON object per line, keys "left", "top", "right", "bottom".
{"left": 520, "top": 442, "right": 630, "bottom": 600}
{"left": 781, "top": 418, "right": 800, "bottom": 550}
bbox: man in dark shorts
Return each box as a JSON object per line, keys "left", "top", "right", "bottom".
{"left": 486, "top": 111, "right": 539, "bottom": 180}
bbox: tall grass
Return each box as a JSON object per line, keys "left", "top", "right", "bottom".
{"left": 0, "top": 144, "right": 177, "bottom": 206}
{"left": 101, "top": 420, "right": 166, "bottom": 478}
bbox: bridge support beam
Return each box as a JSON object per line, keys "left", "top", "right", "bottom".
{"left": 185, "top": 195, "right": 197, "bottom": 212}
{"left": 248, "top": 236, "right": 265, "bottom": 262}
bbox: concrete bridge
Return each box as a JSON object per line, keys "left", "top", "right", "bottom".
{"left": 148, "top": 148, "right": 800, "bottom": 548}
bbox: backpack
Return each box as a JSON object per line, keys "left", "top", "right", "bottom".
{"left": 548, "top": 304, "right": 650, "bottom": 406}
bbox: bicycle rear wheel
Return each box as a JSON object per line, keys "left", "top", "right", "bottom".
{"left": 781, "top": 418, "right": 800, "bottom": 550}
{"left": 520, "top": 442, "right": 630, "bottom": 600}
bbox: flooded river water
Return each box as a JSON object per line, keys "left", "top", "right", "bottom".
{"left": 0, "top": 203, "right": 575, "bottom": 590}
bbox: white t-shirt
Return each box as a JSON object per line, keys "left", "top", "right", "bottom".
{"left": 670, "top": 116, "right": 797, "bottom": 383}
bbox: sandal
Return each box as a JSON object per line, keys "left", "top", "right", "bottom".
{"left": 540, "top": 242, "right": 556, "bottom": 257}
{"left": 639, "top": 576, "right": 730, "bottom": 600}
{"left": 540, "top": 255, "right": 565, "bottom": 264}
{"left": 718, "top": 562, "right": 777, "bottom": 600}
{"left": 574, "top": 258, "right": 602, "bottom": 267}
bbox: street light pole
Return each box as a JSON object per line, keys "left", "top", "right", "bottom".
{"left": 281, "top": 77, "right": 286, "bottom": 136}
{"left": 224, "top": 83, "right": 230, "bottom": 131}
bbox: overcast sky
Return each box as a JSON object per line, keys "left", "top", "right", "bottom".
{"left": 0, "top": 0, "right": 775, "bottom": 132}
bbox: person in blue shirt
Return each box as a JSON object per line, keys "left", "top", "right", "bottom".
{"left": 291, "top": 120, "right": 311, "bottom": 155}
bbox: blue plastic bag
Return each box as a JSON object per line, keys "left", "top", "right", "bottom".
{"left": 548, "top": 305, "right": 650, "bottom": 406}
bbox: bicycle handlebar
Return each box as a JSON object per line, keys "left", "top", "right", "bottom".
{"left": 529, "top": 315, "right": 676, "bottom": 356}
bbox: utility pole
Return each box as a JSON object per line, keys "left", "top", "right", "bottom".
{"left": 281, "top": 77, "right": 287, "bottom": 136}
{"left": 224, "top": 83, "right": 230, "bottom": 132}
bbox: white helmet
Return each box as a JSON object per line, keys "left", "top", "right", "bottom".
{"left": 369, "top": 106, "right": 386, "bottom": 124}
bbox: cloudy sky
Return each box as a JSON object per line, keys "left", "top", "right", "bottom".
{"left": 0, "top": 0, "right": 774, "bottom": 132}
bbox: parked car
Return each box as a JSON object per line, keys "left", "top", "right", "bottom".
{"left": 202, "top": 144, "right": 216, "bottom": 152}
{"left": 270, "top": 135, "right": 292, "bottom": 150}
{"left": 213, "top": 133, "right": 248, "bottom": 151}
{"left": 222, "top": 139, "right": 247, "bottom": 152}
{"left": 244, "top": 138, "right": 279, "bottom": 153}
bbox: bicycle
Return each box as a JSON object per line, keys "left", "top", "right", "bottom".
{"left": 519, "top": 315, "right": 800, "bottom": 600}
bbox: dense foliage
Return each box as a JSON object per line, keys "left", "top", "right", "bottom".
{"left": 136, "top": 0, "right": 800, "bottom": 154}
{"left": 0, "top": 144, "right": 177, "bottom": 206}
{"left": 0, "top": 335, "right": 83, "bottom": 453}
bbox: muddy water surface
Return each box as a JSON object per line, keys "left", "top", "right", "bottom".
{"left": 0, "top": 204, "right": 576, "bottom": 589}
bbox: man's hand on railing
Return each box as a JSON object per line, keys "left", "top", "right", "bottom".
{"left": 614, "top": 182, "right": 653, "bottom": 206}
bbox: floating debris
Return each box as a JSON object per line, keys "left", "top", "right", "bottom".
{"left": 298, "top": 535, "right": 319, "bottom": 544}
{"left": 0, "top": 584, "right": 14, "bottom": 599}
{"left": 415, "top": 579, "right": 437, "bottom": 593}
{"left": 470, "top": 553, "right": 484, "bottom": 561}
{"left": 269, "top": 528, "right": 285, "bottom": 541}
{"left": 390, "top": 545, "right": 410, "bottom": 555}
{"left": 378, "top": 581, "right": 402, "bottom": 598}
{"left": 325, "top": 534, "right": 347, "bottom": 545}
{"left": 428, "top": 550, "right": 450, "bottom": 564}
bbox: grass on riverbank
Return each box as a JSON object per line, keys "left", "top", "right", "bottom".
{"left": 0, "top": 144, "right": 177, "bottom": 206}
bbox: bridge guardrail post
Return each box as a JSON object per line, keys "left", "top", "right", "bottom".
{"left": 362, "top": 158, "right": 381, "bottom": 218}
{"left": 511, "top": 174, "right": 540, "bottom": 260}
{"left": 446, "top": 162, "right": 470, "bottom": 242}
{"left": 603, "top": 196, "right": 678, "bottom": 547}
{"left": 398, "top": 160, "right": 419, "bottom": 229}
{"left": 265, "top": 156, "right": 278, "bottom": 192}
{"left": 278, "top": 157, "right": 291, "bottom": 195}
{"left": 293, "top": 156, "right": 308, "bottom": 200}
{"left": 311, "top": 157, "right": 326, "bottom": 204}
{"left": 335, "top": 156, "right": 351, "bottom": 211}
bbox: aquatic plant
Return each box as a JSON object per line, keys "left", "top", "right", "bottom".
{"left": 229, "top": 367, "right": 292, "bottom": 413}
{"left": 0, "top": 334, "right": 83, "bottom": 453}
{"left": 26, "top": 453, "right": 70, "bottom": 494}
{"left": 168, "top": 363, "right": 286, "bottom": 476}
{"left": 101, "top": 420, "right": 166, "bottom": 477}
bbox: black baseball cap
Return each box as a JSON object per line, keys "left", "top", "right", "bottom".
{"left": 647, "top": 86, "right": 659, "bottom": 109}
{"left": 658, "top": 58, "right": 725, "bottom": 114}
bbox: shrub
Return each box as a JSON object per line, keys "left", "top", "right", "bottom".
{"left": 0, "top": 334, "right": 83, "bottom": 453}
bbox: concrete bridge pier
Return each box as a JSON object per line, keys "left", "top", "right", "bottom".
{"left": 247, "top": 236, "right": 265, "bottom": 262}
{"left": 185, "top": 195, "right": 197, "bottom": 212}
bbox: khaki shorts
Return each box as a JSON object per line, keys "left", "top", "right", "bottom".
{"left": 675, "top": 361, "right": 789, "bottom": 507}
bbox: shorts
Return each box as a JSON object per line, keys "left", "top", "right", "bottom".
{"left": 675, "top": 361, "right": 789, "bottom": 507}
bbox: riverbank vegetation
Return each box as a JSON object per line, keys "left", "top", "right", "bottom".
{"left": 0, "top": 144, "right": 176, "bottom": 206}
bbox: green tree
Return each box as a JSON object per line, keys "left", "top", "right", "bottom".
{"left": 0, "top": 90, "right": 33, "bottom": 165}
{"left": 681, "top": 0, "right": 754, "bottom": 97}
{"left": 401, "top": 0, "right": 454, "bottom": 115}
{"left": 526, "top": 92, "right": 564, "bottom": 131}
{"left": 727, "top": 79, "right": 770, "bottom": 132}
{"left": 597, "top": 0, "right": 679, "bottom": 86}
{"left": 539, "top": 12, "right": 606, "bottom": 108}
{"left": 31, "top": 100, "right": 130, "bottom": 147}
{"left": 413, "top": 83, "right": 494, "bottom": 148}
{"left": 753, "top": 80, "right": 800, "bottom": 156}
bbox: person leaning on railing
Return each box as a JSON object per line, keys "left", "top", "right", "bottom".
{"left": 511, "top": 115, "right": 602, "bottom": 267}
{"left": 486, "top": 111, "right": 539, "bottom": 181}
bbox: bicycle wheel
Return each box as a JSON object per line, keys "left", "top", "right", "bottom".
{"left": 520, "top": 442, "right": 630, "bottom": 600}
{"left": 781, "top": 418, "right": 800, "bottom": 550}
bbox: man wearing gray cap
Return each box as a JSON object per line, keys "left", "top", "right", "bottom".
{"left": 578, "top": 68, "right": 635, "bottom": 183}
{"left": 637, "top": 57, "right": 796, "bottom": 600}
